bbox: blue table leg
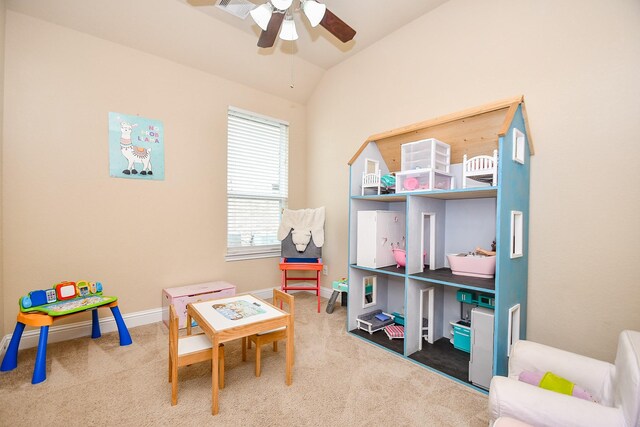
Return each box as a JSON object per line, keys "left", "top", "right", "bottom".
{"left": 110, "top": 306, "right": 132, "bottom": 346}
{"left": 91, "top": 309, "right": 101, "bottom": 339}
{"left": 32, "top": 326, "right": 49, "bottom": 384}
{"left": 0, "top": 322, "right": 26, "bottom": 372}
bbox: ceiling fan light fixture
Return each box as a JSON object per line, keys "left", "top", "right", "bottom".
{"left": 279, "top": 16, "right": 298, "bottom": 41}
{"left": 302, "top": 0, "right": 326, "bottom": 27}
{"left": 271, "top": 0, "right": 293, "bottom": 11}
{"left": 249, "top": 3, "right": 273, "bottom": 31}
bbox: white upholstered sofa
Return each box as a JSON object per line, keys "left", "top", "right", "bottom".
{"left": 489, "top": 330, "right": 640, "bottom": 427}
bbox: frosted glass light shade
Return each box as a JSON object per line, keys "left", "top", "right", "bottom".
{"left": 302, "top": 0, "right": 326, "bottom": 27}
{"left": 279, "top": 16, "right": 298, "bottom": 41}
{"left": 271, "top": 0, "right": 293, "bottom": 11}
{"left": 249, "top": 3, "right": 273, "bottom": 31}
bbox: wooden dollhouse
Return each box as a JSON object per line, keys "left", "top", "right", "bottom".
{"left": 346, "top": 95, "right": 534, "bottom": 391}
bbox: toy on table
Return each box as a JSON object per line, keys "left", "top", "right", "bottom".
{"left": 2, "top": 280, "right": 131, "bottom": 385}
{"left": 326, "top": 278, "right": 348, "bottom": 314}
{"left": 21, "top": 281, "right": 109, "bottom": 315}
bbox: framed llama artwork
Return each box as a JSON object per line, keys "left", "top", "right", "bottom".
{"left": 108, "top": 112, "right": 165, "bottom": 180}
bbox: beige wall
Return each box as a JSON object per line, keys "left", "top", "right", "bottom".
{"left": 307, "top": 0, "right": 640, "bottom": 361}
{"left": 2, "top": 12, "right": 307, "bottom": 333}
{"left": 0, "top": 0, "right": 5, "bottom": 338}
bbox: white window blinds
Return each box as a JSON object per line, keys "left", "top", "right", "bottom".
{"left": 226, "top": 107, "right": 288, "bottom": 260}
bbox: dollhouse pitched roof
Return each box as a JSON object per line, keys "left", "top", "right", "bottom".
{"left": 348, "top": 95, "right": 534, "bottom": 171}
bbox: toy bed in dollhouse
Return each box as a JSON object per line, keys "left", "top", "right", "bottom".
{"left": 462, "top": 149, "right": 498, "bottom": 188}
{"left": 361, "top": 169, "right": 381, "bottom": 195}
{"left": 361, "top": 158, "right": 381, "bottom": 195}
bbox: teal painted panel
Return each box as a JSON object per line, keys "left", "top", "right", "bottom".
{"left": 494, "top": 105, "right": 531, "bottom": 376}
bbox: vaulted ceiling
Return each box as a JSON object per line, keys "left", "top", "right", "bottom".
{"left": 5, "top": 0, "right": 448, "bottom": 104}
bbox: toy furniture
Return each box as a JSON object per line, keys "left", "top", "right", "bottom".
{"left": 395, "top": 168, "right": 454, "bottom": 192}
{"left": 347, "top": 96, "right": 534, "bottom": 390}
{"left": 396, "top": 138, "right": 453, "bottom": 193}
{"left": 384, "top": 325, "right": 405, "bottom": 340}
{"left": 186, "top": 294, "right": 293, "bottom": 415}
{"left": 279, "top": 258, "right": 322, "bottom": 313}
{"left": 243, "top": 289, "right": 295, "bottom": 377}
{"left": 447, "top": 253, "right": 497, "bottom": 278}
{"left": 362, "top": 169, "right": 381, "bottom": 195}
{"left": 468, "top": 306, "right": 494, "bottom": 389}
{"left": 462, "top": 149, "right": 498, "bottom": 188}
{"left": 356, "top": 309, "right": 395, "bottom": 334}
{"left": 326, "top": 278, "right": 348, "bottom": 314}
{"left": 401, "top": 138, "right": 450, "bottom": 171}
{"left": 488, "top": 330, "right": 640, "bottom": 427}
{"left": 356, "top": 210, "right": 405, "bottom": 269}
{"left": 168, "top": 304, "right": 224, "bottom": 406}
{"left": 1, "top": 282, "right": 132, "bottom": 384}
{"left": 361, "top": 158, "right": 381, "bottom": 195}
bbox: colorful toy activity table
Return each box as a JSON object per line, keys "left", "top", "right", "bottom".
{"left": 0, "top": 296, "right": 132, "bottom": 384}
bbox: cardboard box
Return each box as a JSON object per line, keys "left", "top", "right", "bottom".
{"left": 162, "top": 281, "right": 236, "bottom": 329}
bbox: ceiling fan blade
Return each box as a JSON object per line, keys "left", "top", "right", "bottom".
{"left": 257, "top": 12, "right": 285, "bottom": 48}
{"left": 320, "top": 8, "right": 356, "bottom": 43}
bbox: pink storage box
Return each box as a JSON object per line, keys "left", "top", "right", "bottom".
{"left": 162, "top": 281, "right": 236, "bottom": 329}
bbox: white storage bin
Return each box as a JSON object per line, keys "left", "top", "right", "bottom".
{"left": 396, "top": 169, "right": 454, "bottom": 193}
{"left": 401, "top": 138, "right": 451, "bottom": 172}
{"left": 357, "top": 211, "right": 405, "bottom": 268}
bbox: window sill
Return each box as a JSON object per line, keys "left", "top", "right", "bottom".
{"left": 225, "top": 251, "right": 281, "bottom": 262}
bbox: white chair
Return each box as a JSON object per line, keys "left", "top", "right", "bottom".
{"left": 242, "top": 289, "right": 294, "bottom": 377}
{"left": 489, "top": 330, "right": 640, "bottom": 427}
{"left": 168, "top": 304, "right": 224, "bottom": 406}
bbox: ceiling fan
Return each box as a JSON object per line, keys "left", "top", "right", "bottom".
{"left": 190, "top": 0, "right": 356, "bottom": 49}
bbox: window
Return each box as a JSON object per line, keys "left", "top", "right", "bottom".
{"left": 510, "top": 210, "right": 523, "bottom": 258}
{"left": 226, "top": 107, "right": 288, "bottom": 260}
{"left": 512, "top": 128, "right": 525, "bottom": 164}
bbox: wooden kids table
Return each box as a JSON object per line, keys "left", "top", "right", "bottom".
{"left": 187, "top": 294, "right": 293, "bottom": 415}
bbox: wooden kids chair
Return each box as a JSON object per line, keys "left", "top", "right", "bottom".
{"left": 168, "top": 304, "right": 224, "bottom": 406}
{"left": 242, "top": 289, "right": 294, "bottom": 377}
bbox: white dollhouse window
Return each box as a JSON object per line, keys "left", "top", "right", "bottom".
{"left": 510, "top": 211, "right": 523, "bottom": 258}
{"left": 512, "top": 128, "right": 525, "bottom": 165}
{"left": 363, "top": 275, "right": 377, "bottom": 308}
{"left": 508, "top": 304, "right": 521, "bottom": 356}
{"left": 365, "top": 158, "right": 379, "bottom": 174}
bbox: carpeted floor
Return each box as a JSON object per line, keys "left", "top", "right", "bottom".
{"left": 0, "top": 292, "right": 490, "bottom": 426}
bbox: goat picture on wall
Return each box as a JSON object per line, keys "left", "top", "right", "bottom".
{"left": 108, "top": 112, "right": 165, "bottom": 180}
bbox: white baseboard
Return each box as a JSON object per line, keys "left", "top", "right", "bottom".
{"left": 0, "top": 284, "right": 333, "bottom": 361}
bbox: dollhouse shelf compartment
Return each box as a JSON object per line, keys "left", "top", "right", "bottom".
{"left": 350, "top": 264, "right": 406, "bottom": 278}
{"left": 352, "top": 187, "right": 497, "bottom": 202}
{"left": 352, "top": 263, "right": 494, "bottom": 292}
{"left": 409, "top": 269, "right": 495, "bottom": 292}
{"left": 346, "top": 95, "right": 534, "bottom": 391}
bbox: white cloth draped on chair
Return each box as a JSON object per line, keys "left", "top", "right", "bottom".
{"left": 277, "top": 207, "right": 325, "bottom": 252}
